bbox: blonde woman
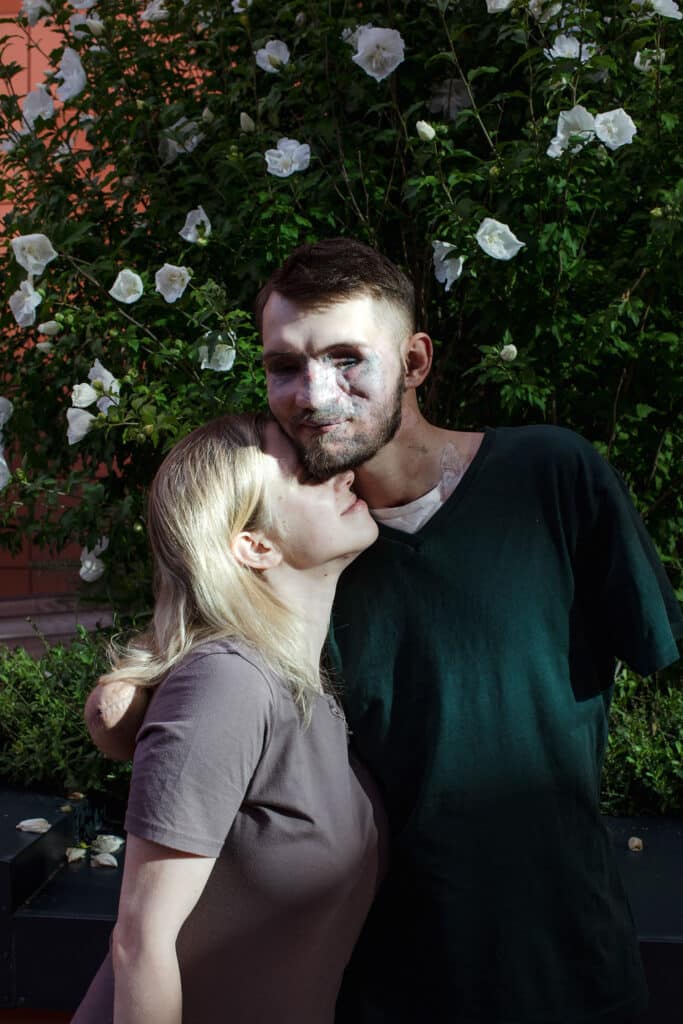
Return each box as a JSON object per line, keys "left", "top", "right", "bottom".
{"left": 72, "top": 413, "right": 386, "bottom": 1024}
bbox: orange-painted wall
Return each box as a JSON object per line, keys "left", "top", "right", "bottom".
{"left": 1, "top": 0, "right": 82, "bottom": 598}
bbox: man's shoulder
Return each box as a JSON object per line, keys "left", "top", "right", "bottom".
{"left": 491, "top": 424, "right": 605, "bottom": 474}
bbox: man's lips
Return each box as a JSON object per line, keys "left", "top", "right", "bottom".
{"left": 297, "top": 419, "right": 345, "bottom": 433}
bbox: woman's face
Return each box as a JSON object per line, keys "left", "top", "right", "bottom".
{"left": 262, "top": 421, "right": 379, "bottom": 571}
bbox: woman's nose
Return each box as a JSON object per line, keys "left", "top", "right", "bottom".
{"left": 333, "top": 469, "right": 355, "bottom": 491}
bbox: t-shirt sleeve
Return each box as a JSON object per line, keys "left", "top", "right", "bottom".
{"left": 583, "top": 447, "right": 683, "bottom": 676}
{"left": 124, "top": 649, "right": 274, "bottom": 857}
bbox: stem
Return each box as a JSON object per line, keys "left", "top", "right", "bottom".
{"left": 436, "top": 7, "right": 496, "bottom": 155}
{"left": 606, "top": 367, "right": 628, "bottom": 460}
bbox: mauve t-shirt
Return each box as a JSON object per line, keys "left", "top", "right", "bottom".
{"left": 72, "top": 639, "right": 387, "bottom": 1024}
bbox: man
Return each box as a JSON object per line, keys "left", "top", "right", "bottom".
{"left": 89, "top": 238, "right": 682, "bottom": 1024}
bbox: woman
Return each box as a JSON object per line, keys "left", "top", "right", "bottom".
{"left": 72, "top": 413, "right": 386, "bottom": 1024}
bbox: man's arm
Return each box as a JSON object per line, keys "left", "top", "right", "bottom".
{"left": 85, "top": 681, "right": 151, "bottom": 761}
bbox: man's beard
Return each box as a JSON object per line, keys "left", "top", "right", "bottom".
{"left": 293, "top": 372, "right": 404, "bottom": 480}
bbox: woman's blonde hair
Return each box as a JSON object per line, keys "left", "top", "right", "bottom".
{"left": 101, "top": 412, "right": 325, "bottom": 721}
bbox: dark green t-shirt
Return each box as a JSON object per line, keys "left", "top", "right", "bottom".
{"left": 331, "top": 426, "right": 682, "bottom": 1024}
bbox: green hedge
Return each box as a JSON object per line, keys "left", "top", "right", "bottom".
{"left": 0, "top": 630, "right": 131, "bottom": 803}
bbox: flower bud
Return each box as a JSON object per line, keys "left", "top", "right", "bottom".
{"left": 37, "top": 320, "right": 62, "bottom": 336}
{"left": 416, "top": 120, "right": 436, "bottom": 142}
{"left": 239, "top": 111, "right": 255, "bottom": 133}
{"left": 86, "top": 18, "right": 105, "bottom": 37}
{"left": 295, "top": 11, "right": 306, "bottom": 27}
{"left": 201, "top": 106, "right": 215, "bottom": 124}
{"left": 500, "top": 344, "right": 518, "bottom": 363}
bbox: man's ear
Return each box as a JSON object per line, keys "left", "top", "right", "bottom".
{"left": 231, "top": 531, "right": 282, "bottom": 570}
{"left": 402, "top": 332, "right": 433, "bottom": 390}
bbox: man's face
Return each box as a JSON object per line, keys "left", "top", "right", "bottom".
{"left": 262, "top": 291, "right": 407, "bottom": 478}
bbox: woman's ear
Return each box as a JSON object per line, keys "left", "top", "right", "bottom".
{"left": 231, "top": 531, "right": 282, "bottom": 571}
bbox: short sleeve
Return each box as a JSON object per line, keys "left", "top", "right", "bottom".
{"left": 124, "top": 647, "right": 274, "bottom": 856}
{"left": 584, "top": 450, "right": 683, "bottom": 676}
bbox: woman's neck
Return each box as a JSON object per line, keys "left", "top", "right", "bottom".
{"left": 264, "top": 563, "right": 342, "bottom": 669}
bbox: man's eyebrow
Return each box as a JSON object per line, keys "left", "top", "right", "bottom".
{"left": 262, "top": 349, "right": 304, "bottom": 366}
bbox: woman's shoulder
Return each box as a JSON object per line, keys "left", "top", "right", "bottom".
{"left": 150, "top": 637, "right": 280, "bottom": 722}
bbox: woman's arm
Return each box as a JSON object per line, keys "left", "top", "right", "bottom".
{"left": 112, "top": 834, "right": 215, "bottom": 1024}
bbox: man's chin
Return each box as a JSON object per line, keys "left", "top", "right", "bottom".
{"left": 297, "top": 433, "right": 373, "bottom": 480}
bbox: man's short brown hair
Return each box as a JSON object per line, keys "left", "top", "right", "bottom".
{"left": 254, "top": 237, "right": 416, "bottom": 335}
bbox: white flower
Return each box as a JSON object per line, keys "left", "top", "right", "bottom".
{"left": 632, "top": 0, "right": 681, "bottom": 18}
{"left": 0, "top": 454, "right": 9, "bottom": 491}
{"left": 11, "top": 233, "right": 57, "bottom": 276}
{"left": 72, "top": 382, "right": 98, "bottom": 408}
{"left": 67, "top": 407, "right": 96, "bottom": 444}
{"left": 350, "top": 25, "right": 405, "bottom": 82}
{"left": 88, "top": 359, "right": 120, "bottom": 413}
{"left": 255, "top": 40, "right": 290, "bottom": 73}
{"left": 594, "top": 108, "right": 637, "bottom": 151}
{"left": 79, "top": 537, "right": 108, "bottom": 582}
{"left": 528, "top": 0, "right": 562, "bottom": 21}
{"left": 428, "top": 79, "right": 472, "bottom": 121}
{"left": 486, "top": 0, "right": 514, "bottom": 11}
{"left": 432, "top": 241, "right": 464, "bottom": 291}
{"left": 500, "top": 344, "right": 518, "bottom": 362}
{"left": 21, "top": 85, "right": 55, "bottom": 131}
{"left": 199, "top": 343, "right": 237, "bottom": 372}
{"left": 239, "top": 111, "right": 256, "bottom": 133}
{"left": 546, "top": 104, "right": 596, "bottom": 158}
{"left": 69, "top": 13, "right": 88, "bottom": 37}
{"left": 37, "top": 319, "right": 62, "bottom": 336}
{"left": 1, "top": 130, "right": 23, "bottom": 154}
{"left": 155, "top": 263, "right": 191, "bottom": 303}
{"left": 0, "top": 398, "right": 13, "bottom": 429}
{"left": 91, "top": 834, "right": 125, "bottom": 854}
{"left": 9, "top": 281, "right": 42, "bottom": 327}
{"left": 634, "top": 48, "right": 665, "bottom": 72}
{"left": 179, "top": 206, "right": 211, "bottom": 243}
{"left": 55, "top": 48, "right": 87, "bottom": 102}
{"left": 416, "top": 120, "right": 436, "bottom": 142}
{"left": 109, "top": 268, "right": 143, "bottom": 303}
{"left": 140, "top": 0, "right": 168, "bottom": 22}
{"left": 35, "top": 341, "right": 53, "bottom": 353}
{"left": 20, "top": 0, "right": 52, "bottom": 27}
{"left": 544, "top": 34, "right": 596, "bottom": 62}
{"left": 16, "top": 818, "right": 51, "bottom": 833}
{"left": 158, "top": 117, "right": 203, "bottom": 165}
{"left": 67, "top": 0, "right": 98, "bottom": 8}
{"left": 66, "top": 847, "right": 87, "bottom": 862}
{"left": 476, "top": 218, "right": 525, "bottom": 260}
{"left": 264, "top": 137, "right": 310, "bottom": 178}
{"left": 91, "top": 852, "right": 118, "bottom": 868}
{"left": 232, "top": 0, "right": 252, "bottom": 10}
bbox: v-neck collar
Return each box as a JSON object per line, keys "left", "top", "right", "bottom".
{"left": 373, "top": 427, "right": 496, "bottom": 548}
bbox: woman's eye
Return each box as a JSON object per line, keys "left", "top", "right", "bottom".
{"left": 335, "top": 357, "right": 359, "bottom": 369}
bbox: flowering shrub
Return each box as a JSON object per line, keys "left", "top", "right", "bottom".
{"left": 0, "top": 0, "right": 681, "bottom": 608}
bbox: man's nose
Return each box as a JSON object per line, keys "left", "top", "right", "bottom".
{"left": 294, "top": 363, "right": 337, "bottom": 409}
